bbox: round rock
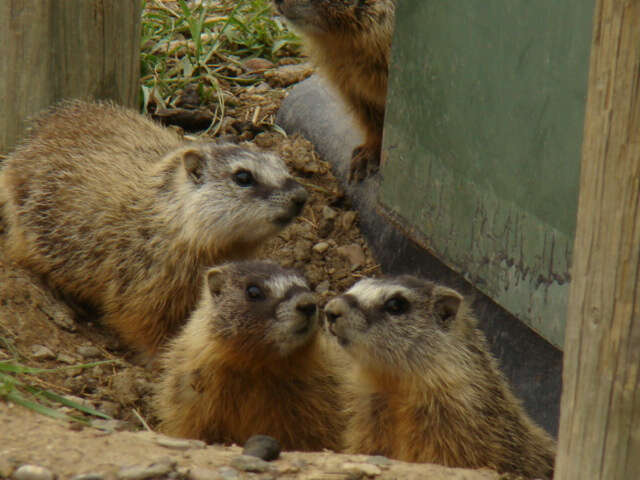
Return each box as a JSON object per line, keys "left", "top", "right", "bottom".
{"left": 76, "top": 345, "right": 102, "bottom": 359}
{"left": 242, "top": 434, "right": 281, "bottom": 461}
{"left": 312, "top": 242, "right": 329, "bottom": 254}
{"left": 31, "top": 345, "right": 55, "bottom": 360}
{"left": 12, "top": 465, "right": 55, "bottom": 480}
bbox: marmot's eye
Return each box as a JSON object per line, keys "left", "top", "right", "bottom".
{"left": 233, "top": 170, "right": 255, "bottom": 187}
{"left": 246, "top": 284, "right": 265, "bottom": 301}
{"left": 384, "top": 296, "right": 409, "bottom": 315}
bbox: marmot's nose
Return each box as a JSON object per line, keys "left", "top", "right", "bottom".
{"left": 296, "top": 302, "right": 317, "bottom": 319}
{"left": 324, "top": 298, "right": 347, "bottom": 325}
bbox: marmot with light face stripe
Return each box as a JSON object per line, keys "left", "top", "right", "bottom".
{"left": 325, "top": 276, "right": 556, "bottom": 479}
{"left": 274, "top": 0, "right": 396, "bottom": 182}
{"left": 0, "top": 100, "right": 307, "bottom": 354}
{"left": 154, "top": 261, "right": 346, "bottom": 451}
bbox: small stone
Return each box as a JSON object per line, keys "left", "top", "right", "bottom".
{"left": 155, "top": 435, "right": 206, "bottom": 450}
{"left": 187, "top": 467, "right": 220, "bottom": 480}
{"left": 41, "top": 304, "right": 77, "bottom": 332}
{"left": 71, "top": 474, "right": 105, "bottom": 480}
{"left": 312, "top": 242, "right": 329, "bottom": 254}
{"left": 12, "top": 465, "right": 55, "bottom": 480}
{"left": 230, "top": 455, "right": 273, "bottom": 473}
{"left": 31, "top": 345, "right": 55, "bottom": 360}
{"left": 217, "top": 467, "right": 240, "bottom": 480}
{"left": 264, "top": 62, "right": 314, "bottom": 87}
{"left": 322, "top": 206, "right": 338, "bottom": 221}
{"left": 341, "top": 462, "right": 382, "bottom": 477}
{"left": 243, "top": 435, "right": 281, "bottom": 461}
{"left": 337, "top": 244, "right": 367, "bottom": 269}
{"left": 77, "top": 346, "right": 102, "bottom": 359}
{"left": 365, "top": 456, "right": 392, "bottom": 467}
{"left": 56, "top": 353, "right": 77, "bottom": 365}
{"left": 243, "top": 57, "right": 275, "bottom": 72}
{"left": 117, "top": 461, "right": 173, "bottom": 480}
{"left": 315, "top": 280, "right": 330, "bottom": 295}
{"left": 342, "top": 211, "right": 358, "bottom": 231}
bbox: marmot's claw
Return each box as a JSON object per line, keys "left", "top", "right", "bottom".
{"left": 349, "top": 145, "right": 380, "bottom": 183}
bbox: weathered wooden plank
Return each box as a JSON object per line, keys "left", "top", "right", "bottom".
{"left": 0, "top": 0, "right": 142, "bottom": 154}
{"left": 555, "top": 0, "right": 640, "bottom": 478}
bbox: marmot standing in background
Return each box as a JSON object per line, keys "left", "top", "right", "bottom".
{"left": 154, "top": 261, "right": 346, "bottom": 451}
{"left": 0, "top": 100, "right": 308, "bottom": 354}
{"left": 274, "top": 0, "right": 396, "bottom": 182}
{"left": 325, "top": 276, "right": 556, "bottom": 479}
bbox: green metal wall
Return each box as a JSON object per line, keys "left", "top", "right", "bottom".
{"left": 379, "top": 1, "right": 595, "bottom": 349}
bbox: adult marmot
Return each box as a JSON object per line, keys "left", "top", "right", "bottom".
{"left": 0, "top": 100, "right": 308, "bottom": 353}
{"left": 274, "top": 0, "right": 396, "bottom": 182}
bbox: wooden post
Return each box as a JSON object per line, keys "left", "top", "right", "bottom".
{"left": 0, "top": 0, "right": 142, "bottom": 154}
{"left": 555, "top": 0, "right": 640, "bottom": 479}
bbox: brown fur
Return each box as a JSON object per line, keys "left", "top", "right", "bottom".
{"left": 0, "top": 100, "right": 307, "bottom": 354}
{"left": 325, "top": 276, "right": 556, "bottom": 478}
{"left": 274, "top": 0, "right": 395, "bottom": 181}
{"left": 154, "top": 261, "right": 346, "bottom": 451}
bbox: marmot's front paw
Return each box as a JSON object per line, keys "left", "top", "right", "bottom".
{"left": 349, "top": 144, "right": 380, "bottom": 183}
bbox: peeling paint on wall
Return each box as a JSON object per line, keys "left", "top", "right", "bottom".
{"left": 379, "top": 0, "right": 594, "bottom": 349}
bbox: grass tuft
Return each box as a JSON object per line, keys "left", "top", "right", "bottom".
{"left": 140, "top": 0, "right": 301, "bottom": 113}
{"left": 0, "top": 357, "right": 115, "bottom": 427}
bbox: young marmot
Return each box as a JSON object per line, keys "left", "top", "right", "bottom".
{"left": 274, "top": 0, "right": 396, "bottom": 182}
{"left": 154, "top": 261, "right": 345, "bottom": 451}
{"left": 0, "top": 100, "right": 308, "bottom": 354}
{"left": 324, "top": 276, "right": 556, "bottom": 479}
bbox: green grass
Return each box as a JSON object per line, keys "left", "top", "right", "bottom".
{"left": 0, "top": 350, "right": 115, "bottom": 427}
{"left": 140, "top": 0, "right": 301, "bottom": 112}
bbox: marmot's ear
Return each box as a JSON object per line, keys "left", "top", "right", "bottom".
{"left": 433, "top": 286, "right": 463, "bottom": 327}
{"left": 182, "top": 149, "right": 205, "bottom": 184}
{"left": 206, "top": 267, "right": 226, "bottom": 297}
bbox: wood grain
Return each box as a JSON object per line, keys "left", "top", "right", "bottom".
{"left": 556, "top": 0, "right": 640, "bottom": 478}
{"left": 0, "top": 0, "right": 141, "bottom": 154}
